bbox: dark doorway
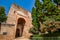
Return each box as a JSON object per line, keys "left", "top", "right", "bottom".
{"left": 15, "top": 28, "right": 20, "bottom": 38}
{"left": 15, "top": 18, "right": 25, "bottom": 38}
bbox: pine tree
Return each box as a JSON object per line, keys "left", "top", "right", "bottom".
{"left": 0, "top": 6, "right": 7, "bottom": 30}
{"left": 30, "top": 7, "right": 39, "bottom": 34}
{"left": 30, "top": 0, "right": 43, "bottom": 34}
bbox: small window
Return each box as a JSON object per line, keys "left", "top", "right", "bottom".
{"left": 3, "top": 32, "right": 7, "bottom": 35}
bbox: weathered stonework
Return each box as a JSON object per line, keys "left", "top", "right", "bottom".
{"left": 0, "top": 4, "right": 32, "bottom": 40}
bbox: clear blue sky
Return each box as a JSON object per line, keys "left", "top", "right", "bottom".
{"left": 0, "top": 0, "right": 35, "bottom": 14}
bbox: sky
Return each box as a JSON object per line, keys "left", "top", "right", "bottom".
{"left": 0, "top": 0, "right": 35, "bottom": 14}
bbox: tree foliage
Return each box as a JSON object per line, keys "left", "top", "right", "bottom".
{"left": 30, "top": 0, "right": 60, "bottom": 35}
{"left": 53, "top": 0, "right": 60, "bottom": 5}
{"left": 30, "top": 0, "right": 42, "bottom": 34}
{"left": 0, "top": 6, "right": 7, "bottom": 23}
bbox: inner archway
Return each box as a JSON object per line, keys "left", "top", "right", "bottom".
{"left": 15, "top": 18, "right": 26, "bottom": 38}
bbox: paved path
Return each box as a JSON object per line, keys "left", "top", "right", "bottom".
{"left": 14, "top": 37, "right": 30, "bottom": 40}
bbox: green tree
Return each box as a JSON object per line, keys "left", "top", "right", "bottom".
{"left": 30, "top": 0, "right": 43, "bottom": 34}
{"left": 53, "top": 0, "right": 60, "bottom": 6}
{"left": 35, "top": 0, "right": 42, "bottom": 33}
{"left": 30, "top": 0, "right": 60, "bottom": 37}
{"left": 0, "top": 6, "right": 7, "bottom": 29}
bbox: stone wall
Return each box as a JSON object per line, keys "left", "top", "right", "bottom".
{"left": 0, "top": 4, "right": 32, "bottom": 40}
{"left": 0, "top": 23, "right": 15, "bottom": 40}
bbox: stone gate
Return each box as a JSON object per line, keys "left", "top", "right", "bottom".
{"left": 0, "top": 4, "right": 32, "bottom": 40}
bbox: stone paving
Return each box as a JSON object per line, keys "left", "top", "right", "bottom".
{"left": 14, "top": 37, "right": 30, "bottom": 40}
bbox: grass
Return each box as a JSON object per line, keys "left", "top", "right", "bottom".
{"left": 30, "top": 30, "right": 60, "bottom": 40}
